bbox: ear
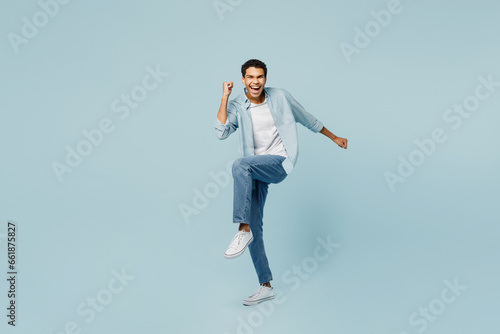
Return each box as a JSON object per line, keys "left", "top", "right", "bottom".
{"left": 241, "top": 76, "right": 245, "bottom": 85}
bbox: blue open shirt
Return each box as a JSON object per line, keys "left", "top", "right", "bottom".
{"left": 214, "top": 87, "right": 324, "bottom": 175}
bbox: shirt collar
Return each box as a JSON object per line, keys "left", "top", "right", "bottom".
{"left": 241, "top": 87, "right": 269, "bottom": 106}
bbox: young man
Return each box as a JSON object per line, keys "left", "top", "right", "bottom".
{"left": 214, "top": 59, "right": 347, "bottom": 306}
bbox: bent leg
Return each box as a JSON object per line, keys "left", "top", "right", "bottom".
{"left": 232, "top": 155, "right": 286, "bottom": 225}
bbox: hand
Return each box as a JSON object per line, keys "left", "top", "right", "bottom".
{"left": 333, "top": 136, "right": 347, "bottom": 149}
{"left": 223, "top": 81, "right": 233, "bottom": 98}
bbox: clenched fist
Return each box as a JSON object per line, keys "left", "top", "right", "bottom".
{"left": 333, "top": 136, "right": 348, "bottom": 149}
{"left": 223, "top": 81, "right": 233, "bottom": 98}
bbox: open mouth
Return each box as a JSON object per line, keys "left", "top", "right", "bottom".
{"left": 250, "top": 86, "right": 261, "bottom": 94}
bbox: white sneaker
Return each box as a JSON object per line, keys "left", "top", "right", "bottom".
{"left": 243, "top": 285, "right": 274, "bottom": 306}
{"left": 224, "top": 230, "right": 253, "bottom": 259}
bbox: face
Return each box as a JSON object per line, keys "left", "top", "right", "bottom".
{"left": 242, "top": 67, "right": 267, "bottom": 99}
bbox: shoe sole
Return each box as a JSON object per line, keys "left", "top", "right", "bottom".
{"left": 224, "top": 237, "right": 253, "bottom": 259}
{"left": 243, "top": 295, "right": 274, "bottom": 306}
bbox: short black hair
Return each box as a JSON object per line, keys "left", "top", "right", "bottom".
{"left": 241, "top": 59, "right": 267, "bottom": 78}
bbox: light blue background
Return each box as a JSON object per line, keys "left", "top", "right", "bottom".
{"left": 1, "top": 0, "right": 499, "bottom": 333}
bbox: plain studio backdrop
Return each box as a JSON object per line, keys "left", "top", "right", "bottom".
{"left": 1, "top": 0, "right": 499, "bottom": 333}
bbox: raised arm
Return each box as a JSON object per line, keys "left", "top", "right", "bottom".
{"left": 214, "top": 81, "right": 239, "bottom": 140}
{"left": 217, "top": 82, "right": 232, "bottom": 124}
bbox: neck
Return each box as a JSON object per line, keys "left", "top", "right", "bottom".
{"left": 246, "top": 92, "right": 265, "bottom": 104}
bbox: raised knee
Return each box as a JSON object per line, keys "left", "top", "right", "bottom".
{"left": 232, "top": 158, "right": 249, "bottom": 174}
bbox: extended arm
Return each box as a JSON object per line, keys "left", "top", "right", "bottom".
{"left": 283, "top": 89, "right": 348, "bottom": 149}
{"left": 319, "top": 126, "right": 348, "bottom": 149}
{"left": 284, "top": 89, "right": 324, "bottom": 133}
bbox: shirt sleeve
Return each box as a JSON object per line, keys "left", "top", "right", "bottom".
{"left": 283, "top": 89, "right": 324, "bottom": 133}
{"left": 214, "top": 100, "right": 239, "bottom": 140}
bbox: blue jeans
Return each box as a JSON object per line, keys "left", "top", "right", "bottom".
{"left": 232, "top": 154, "right": 288, "bottom": 284}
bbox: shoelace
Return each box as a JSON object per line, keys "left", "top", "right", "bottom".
{"left": 228, "top": 231, "right": 246, "bottom": 250}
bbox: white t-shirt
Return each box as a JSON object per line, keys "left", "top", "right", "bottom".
{"left": 249, "top": 98, "right": 288, "bottom": 158}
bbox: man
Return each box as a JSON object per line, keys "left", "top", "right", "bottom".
{"left": 214, "top": 59, "right": 347, "bottom": 306}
